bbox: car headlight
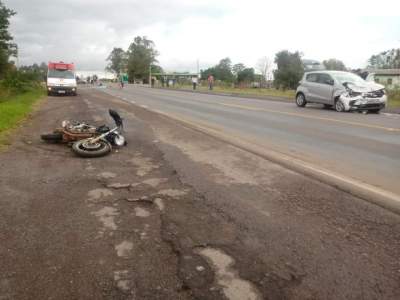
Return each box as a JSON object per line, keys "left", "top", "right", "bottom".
{"left": 347, "top": 89, "right": 361, "bottom": 97}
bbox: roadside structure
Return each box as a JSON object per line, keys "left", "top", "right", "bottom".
{"left": 366, "top": 69, "right": 400, "bottom": 89}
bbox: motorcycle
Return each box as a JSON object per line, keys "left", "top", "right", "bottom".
{"left": 41, "top": 109, "right": 126, "bottom": 158}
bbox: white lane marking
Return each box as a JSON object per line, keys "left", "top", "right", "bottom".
{"left": 382, "top": 113, "right": 400, "bottom": 119}
{"left": 151, "top": 109, "right": 400, "bottom": 214}
{"left": 219, "top": 103, "right": 400, "bottom": 132}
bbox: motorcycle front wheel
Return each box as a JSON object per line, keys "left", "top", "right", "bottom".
{"left": 72, "top": 139, "right": 112, "bottom": 158}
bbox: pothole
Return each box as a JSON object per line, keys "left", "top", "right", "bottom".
{"left": 92, "top": 206, "right": 119, "bottom": 231}
{"left": 114, "top": 270, "right": 130, "bottom": 291}
{"left": 142, "top": 178, "right": 168, "bottom": 188}
{"left": 157, "top": 189, "right": 188, "bottom": 198}
{"left": 128, "top": 154, "right": 160, "bottom": 177}
{"left": 115, "top": 240, "right": 134, "bottom": 258}
{"left": 87, "top": 188, "right": 113, "bottom": 202}
{"left": 197, "top": 247, "right": 262, "bottom": 300}
{"left": 154, "top": 198, "right": 165, "bottom": 211}
{"left": 134, "top": 207, "right": 150, "bottom": 218}
{"left": 98, "top": 172, "right": 117, "bottom": 179}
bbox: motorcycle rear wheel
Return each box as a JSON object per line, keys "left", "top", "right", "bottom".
{"left": 41, "top": 132, "right": 63, "bottom": 143}
{"left": 72, "top": 139, "right": 112, "bottom": 158}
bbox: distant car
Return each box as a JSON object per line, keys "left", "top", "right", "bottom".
{"left": 295, "top": 71, "right": 387, "bottom": 113}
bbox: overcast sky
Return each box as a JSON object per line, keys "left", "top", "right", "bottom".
{"left": 5, "top": 0, "right": 400, "bottom": 73}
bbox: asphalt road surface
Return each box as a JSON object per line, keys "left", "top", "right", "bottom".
{"left": 102, "top": 84, "right": 400, "bottom": 198}
{"left": 1, "top": 88, "right": 399, "bottom": 300}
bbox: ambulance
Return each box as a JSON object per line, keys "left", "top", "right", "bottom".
{"left": 47, "top": 62, "right": 77, "bottom": 96}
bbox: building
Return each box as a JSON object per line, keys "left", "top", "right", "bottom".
{"left": 366, "top": 69, "right": 400, "bottom": 89}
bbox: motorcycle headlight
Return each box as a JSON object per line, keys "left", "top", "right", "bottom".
{"left": 113, "top": 135, "right": 125, "bottom": 146}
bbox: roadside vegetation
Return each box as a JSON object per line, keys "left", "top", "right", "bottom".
{"left": 0, "top": 1, "right": 45, "bottom": 145}
{"left": 0, "top": 89, "right": 44, "bottom": 143}
{"left": 104, "top": 30, "right": 400, "bottom": 110}
{"left": 387, "top": 89, "right": 400, "bottom": 108}
{"left": 171, "top": 83, "right": 295, "bottom": 99}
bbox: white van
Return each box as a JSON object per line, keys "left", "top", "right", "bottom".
{"left": 47, "top": 62, "right": 77, "bottom": 96}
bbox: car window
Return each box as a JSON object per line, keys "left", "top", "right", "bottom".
{"left": 306, "top": 73, "right": 318, "bottom": 82}
{"left": 333, "top": 72, "right": 365, "bottom": 85}
{"left": 317, "top": 73, "right": 333, "bottom": 85}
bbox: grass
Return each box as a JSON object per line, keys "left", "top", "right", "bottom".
{"left": 167, "top": 84, "right": 295, "bottom": 99}
{"left": 0, "top": 88, "right": 45, "bottom": 145}
{"left": 387, "top": 89, "right": 400, "bottom": 109}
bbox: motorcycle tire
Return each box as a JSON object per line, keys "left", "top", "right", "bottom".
{"left": 41, "top": 132, "right": 63, "bottom": 143}
{"left": 72, "top": 139, "right": 112, "bottom": 158}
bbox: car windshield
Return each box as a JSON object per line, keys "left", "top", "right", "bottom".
{"left": 48, "top": 69, "right": 75, "bottom": 79}
{"left": 333, "top": 72, "right": 365, "bottom": 85}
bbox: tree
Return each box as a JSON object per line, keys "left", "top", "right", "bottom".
{"left": 232, "top": 63, "right": 245, "bottom": 77}
{"left": 200, "top": 67, "right": 216, "bottom": 80}
{"left": 367, "top": 48, "right": 400, "bottom": 69}
{"left": 237, "top": 67, "right": 255, "bottom": 83}
{"left": 256, "top": 56, "right": 272, "bottom": 87}
{"left": 150, "top": 64, "right": 163, "bottom": 74}
{"left": 273, "top": 50, "right": 303, "bottom": 90}
{"left": 126, "top": 36, "right": 159, "bottom": 82}
{"left": 200, "top": 57, "right": 234, "bottom": 82}
{"left": 0, "top": 0, "right": 17, "bottom": 78}
{"left": 19, "top": 62, "right": 47, "bottom": 80}
{"left": 214, "top": 57, "right": 233, "bottom": 82}
{"left": 323, "top": 58, "right": 346, "bottom": 71}
{"left": 106, "top": 47, "right": 126, "bottom": 75}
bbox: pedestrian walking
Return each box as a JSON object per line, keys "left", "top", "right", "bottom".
{"left": 192, "top": 76, "right": 198, "bottom": 90}
{"left": 207, "top": 75, "right": 214, "bottom": 90}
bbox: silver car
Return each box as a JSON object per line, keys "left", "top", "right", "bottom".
{"left": 295, "top": 71, "right": 387, "bottom": 112}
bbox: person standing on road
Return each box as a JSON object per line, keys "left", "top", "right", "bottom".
{"left": 207, "top": 74, "right": 214, "bottom": 90}
{"left": 119, "top": 76, "right": 124, "bottom": 89}
{"left": 192, "top": 76, "right": 198, "bottom": 90}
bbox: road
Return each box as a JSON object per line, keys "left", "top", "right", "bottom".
{"left": 1, "top": 88, "right": 399, "bottom": 300}
{"left": 101, "top": 85, "right": 400, "bottom": 198}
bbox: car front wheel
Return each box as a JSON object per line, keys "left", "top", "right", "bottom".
{"left": 296, "top": 93, "right": 307, "bottom": 107}
{"left": 335, "top": 99, "right": 345, "bottom": 112}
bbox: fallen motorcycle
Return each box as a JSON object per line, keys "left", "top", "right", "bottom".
{"left": 41, "top": 109, "right": 126, "bottom": 158}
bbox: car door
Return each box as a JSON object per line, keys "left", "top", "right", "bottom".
{"left": 303, "top": 73, "right": 319, "bottom": 102}
{"left": 314, "top": 73, "right": 335, "bottom": 104}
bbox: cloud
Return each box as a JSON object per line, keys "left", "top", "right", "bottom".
{"left": 4, "top": 0, "right": 400, "bottom": 71}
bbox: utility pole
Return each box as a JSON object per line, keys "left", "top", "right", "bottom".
{"left": 149, "top": 63, "right": 152, "bottom": 88}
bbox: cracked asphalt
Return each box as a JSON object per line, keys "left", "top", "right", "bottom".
{"left": 0, "top": 88, "right": 399, "bottom": 300}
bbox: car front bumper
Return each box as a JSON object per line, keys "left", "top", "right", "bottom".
{"left": 47, "top": 86, "right": 77, "bottom": 94}
{"left": 349, "top": 101, "right": 386, "bottom": 111}
{"left": 341, "top": 95, "right": 387, "bottom": 111}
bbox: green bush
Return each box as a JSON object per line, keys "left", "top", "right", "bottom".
{"left": 387, "top": 89, "right": 400, "bottom": 108}
{"left": 0, "top": 70, "right": 42, "bottom": 95}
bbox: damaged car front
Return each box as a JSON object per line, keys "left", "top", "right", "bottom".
{"left": 334, "top": 72, "right": 387, "bottom": 112}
